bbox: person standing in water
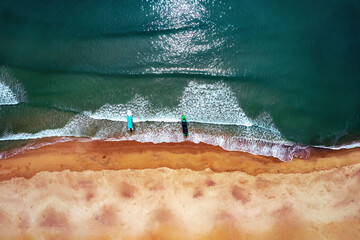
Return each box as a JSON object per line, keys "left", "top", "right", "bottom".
{"left": 127, "top": 110, "right": 133, "bottom": 132}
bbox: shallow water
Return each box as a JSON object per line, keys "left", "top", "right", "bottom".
{"left": 0, "top": 0, "right": 359, "bottom": 161}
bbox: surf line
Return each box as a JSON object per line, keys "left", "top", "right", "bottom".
{"left": 126, "top": 110, "right": 189, "bottom": 137}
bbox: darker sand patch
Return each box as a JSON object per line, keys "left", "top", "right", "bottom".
{"left": 77, "top": 179, "right": 97, "bottom": 202}
{"left": 147, "top": 180, "right": 165, "bottom": 191}
{"left": 0, "top": 209, "right": 8, "bottom": 225}
{"left": 231, "top": 185, "right": 251, "bottom": 203}
{"left": 153, "top": 208, "right": 174, "bottom": 224}
{"left": 272, "top": 203, "right": 294, "bottom": 219}
{"left": 38, "top": 207, "right": 69, "bottom": 229}
{"left": 353, "top": 169, "right": 360, "bottom": 182}
{"left": 18, "top": 214, "right": 30, "bottom": 229}
{"left": 119, "top": 182, "right": 137, "bottom": 199}
{"left": 94, "top": 205, "right": 118, "bottom": 227}
{"left": 193, "top": 189, "right": 203, "bottom": 198}
{"left": 255, "top": 177, "right": 273, "bottom": 189}
{"left": 216, "top": 211, "right": 235, "bottom": 223}
{"left": 205, "top": 179, "right": 216, "bottom": 187}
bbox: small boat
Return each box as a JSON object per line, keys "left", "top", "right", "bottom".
{"left": 127, "top": 110, "right": 133, "bottom": 132}
{"left": 181, "top": 115, "right": 189, "bottom": 136}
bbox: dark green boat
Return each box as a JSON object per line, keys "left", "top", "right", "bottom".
{"left": 181, "top": 115, "right": 189, "bottom": 137}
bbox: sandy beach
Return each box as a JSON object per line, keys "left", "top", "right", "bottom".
{"left": 1, "top": 139, "right": 360, "bottom": 180}
{"left": 1, "top": 0, "right": 360, "bottom": 238}
{"left": 0, "top": 140, "right": 359, "bottom": 239}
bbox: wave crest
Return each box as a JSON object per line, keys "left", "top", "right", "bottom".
{"left": 0, "top": 67, "right": 26, "bottom": 106}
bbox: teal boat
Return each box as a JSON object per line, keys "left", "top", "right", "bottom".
{"left": 127, "top": 110, "right": 133, "bottom": 132}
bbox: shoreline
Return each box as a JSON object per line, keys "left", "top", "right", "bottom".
{"left": 1, "top": 139, "right": 360, "bottom": 181}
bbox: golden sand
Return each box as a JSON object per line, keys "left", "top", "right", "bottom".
{"left": 1, "top": 140, "right": 360, "bottom": 180}
{"left": 0, "top": 140, "right": 360, "bottom": 239}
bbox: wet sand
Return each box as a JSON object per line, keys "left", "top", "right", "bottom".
{"left": 1, "top": 140, "right": 360, "bottom": 180}
{"left": 0, "top": 140, "right": 360, "bottom": 239}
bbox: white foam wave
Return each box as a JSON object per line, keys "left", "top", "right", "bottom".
{"left": 0, "top": 137, "right": 74, "bottom": 160}
{"left": 0, "top": 111, "right": 307, "bottom": 161}
{"left": 85, "top": 94, "right": 174, "bottom": 122}
{"left": 0, "top": 66, "right": 26, "bottom": 106}
{"left": 101, "top": 122, "right": 309, "bottom": 162}
{"left": 0, "top": 80, "right": 302, "bottom": 161}
{"left": 315, "top": 141, "right": 360, "bottom": 150}
{"left": 86, "top": 81, "right": 253, "bottom": 127}
{"left": 0, "top": 128, "right": 75, "bottom": 141}
{"left": 0, "top": 115, "right": 93, "bottom": 141}
{"left": 178, "top": 81, "right": 253, "bottom": 127}
{"left": 141, "top": 67, "right": 235, "bottom": 77}
{"left": 0, "top": 81, "right": 19, "bottom": 106}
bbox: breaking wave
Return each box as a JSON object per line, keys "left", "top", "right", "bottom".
{"left": 6, "top": 79, "right": 358, "bottom": 162}
{"left": 0, "top": 67, "right": 26, "bottom": 106}
{"left": 0, "top": 91, "right": 309, "bottom": 162}
{"left": 0, "top": 81, "right": 18, "bottom": 106}
{"left": 0, "top": 117, "right": 310, "bottom": 162}
{"left": 87, "top": 81, "right": 253, "bottom": 127}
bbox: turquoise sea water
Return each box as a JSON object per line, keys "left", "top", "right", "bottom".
{"left": 0, "top": 0, "right": 359, "bottom": 161}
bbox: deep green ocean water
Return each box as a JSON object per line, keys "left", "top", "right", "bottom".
{"left": 0, "top": 0, "right": 359, "bottom": 161}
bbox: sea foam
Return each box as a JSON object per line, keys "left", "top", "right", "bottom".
{"left": 0, "top": 113, "right": 308, "bottom": 161}
{"left": 0, "top": 67, "right": 25, "bottom": 106}
{"left": 0, "top": 80, "right": 306, "bottom": 161}
{"left": 86, "top": 81, "right": 253, "bottom": 127}
{"left": 0, "top": 81, "right": 19, "bottom": 106}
